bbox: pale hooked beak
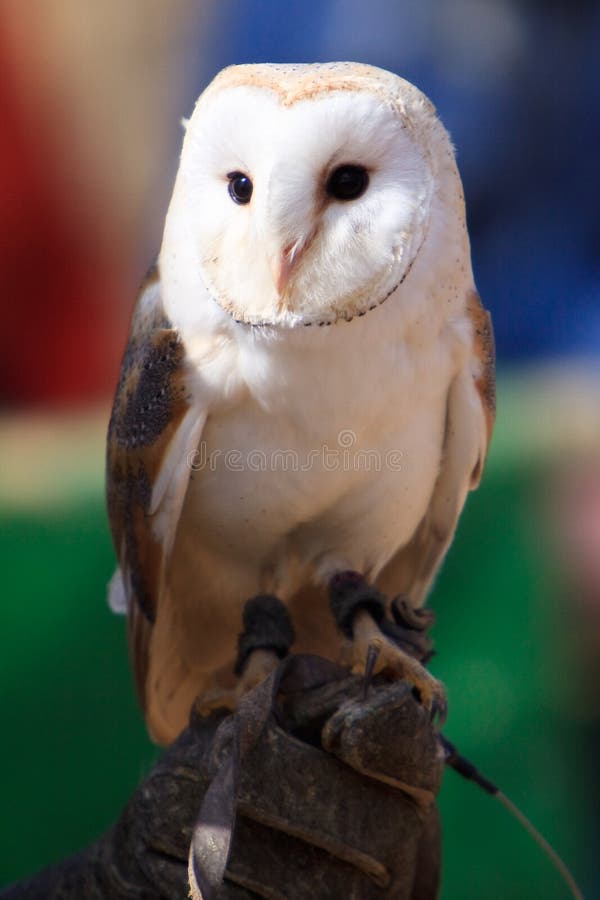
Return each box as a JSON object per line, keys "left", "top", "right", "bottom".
{"left": 270, "top": 230, "right": 316, "bottom": 296}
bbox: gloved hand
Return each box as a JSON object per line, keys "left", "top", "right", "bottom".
{"left": 190, "top": 655, "right": 444, "bottom": 900}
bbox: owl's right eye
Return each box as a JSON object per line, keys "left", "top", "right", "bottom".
{"left": 227, "top": 171, "right": 253, "bottom": 205}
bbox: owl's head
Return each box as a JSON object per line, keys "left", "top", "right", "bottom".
{"left": 161, "top": 62, "right": 466, "bottom": 328}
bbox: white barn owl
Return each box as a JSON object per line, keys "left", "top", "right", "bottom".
{"left": 106, "top": 62, "right": 495, "bottom": 745}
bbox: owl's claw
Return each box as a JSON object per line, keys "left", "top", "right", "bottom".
{"left": 352, "top": 609, "right": 446, "bottom": 725}
{"left": 430, "top": 691, "right": 448, "bottom": 728}
{"left": 329, "top": 572, "right": 446, "bottom": 726}
{"left": 362, "top": 642, "right": 380, "bottom": 700}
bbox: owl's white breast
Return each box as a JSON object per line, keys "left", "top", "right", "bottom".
{"left": 171, "top": 293, "right": 471, "bottom": 610}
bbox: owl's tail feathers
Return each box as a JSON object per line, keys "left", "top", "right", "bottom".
{"left": 440, "top": 736, "right": 584, "bottom": 900}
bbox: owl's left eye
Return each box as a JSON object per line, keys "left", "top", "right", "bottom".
{"left": 326, "top": 164, "right": 369, "bottom": 202}
{"left": 227, "top": 171, "right": 253, "bottom": 205}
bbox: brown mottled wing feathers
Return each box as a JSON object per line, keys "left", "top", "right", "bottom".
{"left": 106, "top": 266, "right": 196, "bottom": 707}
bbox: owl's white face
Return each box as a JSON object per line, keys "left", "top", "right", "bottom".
{"left": 163, "top": 64, "right": 454, "bottom": 328}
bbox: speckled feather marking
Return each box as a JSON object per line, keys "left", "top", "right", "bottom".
{"left": 110, "top": 327, "right": 184, "bottom": 452}
{"left": 203, "top": 61, "right": 436, "bottom": 117}
{"left": 106, "top": 265, "right": 190, "bottom": 625}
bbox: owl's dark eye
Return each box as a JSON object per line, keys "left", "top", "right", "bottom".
{"left": 326, "top": 164, "right": 369, "bottom": 201}
{"left": 227, "top": 171, "right": 253, "bottom": 204}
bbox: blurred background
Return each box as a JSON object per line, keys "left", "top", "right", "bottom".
{"left": 1, "top": 1, "right": 599, "bottom": 896}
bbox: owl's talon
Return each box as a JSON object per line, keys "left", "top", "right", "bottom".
{"left": 362, "top": 642, "right": 381, "bottom": 700}
{"left": 430, "top": 692, "right": 448, "bottom": 728}
{"left": 327, "top": 571, "right": 444, "bottom": 719}
{"left": 349, "top": 607, "right": 446, "bottom": 723}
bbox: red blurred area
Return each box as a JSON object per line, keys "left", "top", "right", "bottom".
{"left": 0, "top": 25, "right": 125, "bottom": 407}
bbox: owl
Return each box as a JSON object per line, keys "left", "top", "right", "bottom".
{"left": 106, "top": 62, "right": 495, "bottom": 745}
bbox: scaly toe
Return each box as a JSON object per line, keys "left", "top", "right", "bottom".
{"left": 351, "top": 611, "right": 446, "bottom": 722}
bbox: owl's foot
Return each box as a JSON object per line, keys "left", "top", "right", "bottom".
{"left": 329, "top": 571, "right": 446, "bottom": 725}
{"left": 352, "top": 610, "right": 446, "bottom": 723}
{"left": 195, "top": 594, "right": 295, "bottom": 716}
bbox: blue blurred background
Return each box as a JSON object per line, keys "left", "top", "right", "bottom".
{"left": 1, "top": 1, "right": 599, "bottom": 897}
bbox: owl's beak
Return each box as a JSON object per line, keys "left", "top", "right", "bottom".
{"left": 271, "top": 230, "right": 316, "bottom": 296}
{"left": 272, "top": 249, "right": 296, "bottom": 296}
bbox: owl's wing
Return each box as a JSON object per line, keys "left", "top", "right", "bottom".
{"left": 106, "top": 266, "right": 207, "bottom": 705}
{"left": 376, "top": 290, "right": 495, "bottom": 606}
